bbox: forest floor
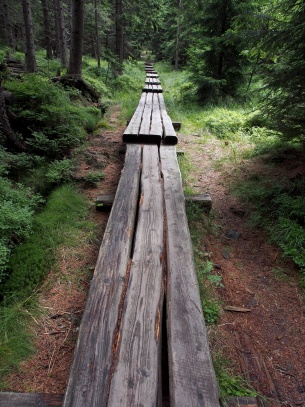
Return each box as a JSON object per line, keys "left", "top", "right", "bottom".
{"left": 3, "top": 106, "right": 305, "bottom": 406}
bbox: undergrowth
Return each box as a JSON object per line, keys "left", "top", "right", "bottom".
{"left": 232, "top": 161, "right": 305, "bottom": 285}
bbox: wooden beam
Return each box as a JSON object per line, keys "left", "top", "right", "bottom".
{"left": 96, "top": 194, "right": 115, "bottom": 211}
{"left": 160, "top": 146, "right": 220, "bottom": 407}
{"left": 108, "top": 145, "right": 164, "bottom": 406}
{"left": 63, "top": 145, "right": 142, "bottom": 407}
{"left": 0, "top": 393, "right": 63, "bottom": 407}
{"left": 185, "top": 194, "right": 212, "bottom": 211}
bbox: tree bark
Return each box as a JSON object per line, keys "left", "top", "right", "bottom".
{"left": 115, "top": 0, "right": 124, "bottom": 72}
{"left": 22, "top": 0, "right": 37, "bottom": 73}
{"left": 67, "top": 0, "right": 84, "bottom": 78}
{"left": 2, "top": 0, "right": 15, "bottom": 50}
{"left": 55, "top": 0, "right": 68, "bottom": 67}
{"left": 175, "top": 0, "right": 182, "bottom": 70}
{"left": 94, "top": 0, "right": 101, "bottom": 68}
{"left": 41, "top": 0, "right": 53, "bottom": 59}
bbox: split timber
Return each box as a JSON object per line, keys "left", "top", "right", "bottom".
{"left": 0, "top": 65, "right": 222, "bottom": 407}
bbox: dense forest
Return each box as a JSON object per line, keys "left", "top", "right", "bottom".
{"left": 0, "top": 0, "right": 305, "bottom": 400}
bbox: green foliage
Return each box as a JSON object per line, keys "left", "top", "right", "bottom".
{"left": 81, "top": 171, "right": 105, "bottom": 188}
{"left": 0, "top": 177, "right": 42, "bottom": 282}
{"left": 5, "top": 76, "right": 100, "bottom": 158}
{"left": 213, "top": 356, "right": 257, "bottom": 399}
{"left": 258, "top": 1, "right": 305, "bottom": 142}
{"left": 0, "top": 185, "right": 88, "bottom": 298}
{"left": 233, "top": 163, "right": 305, "bottom": 276}
{"left": 46, "top": 159, "right": 75, "bottom": 185}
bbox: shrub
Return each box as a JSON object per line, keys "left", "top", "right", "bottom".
{"left": 1, "top": 184, "right": 88, "bottom": 298}
{"left": 5, "top": 76, "right": 100, "bottom": 158}
{"left": 0, "top": 177, "right": 42, "bottom": 282}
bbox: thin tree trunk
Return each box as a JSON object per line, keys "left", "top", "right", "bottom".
{"left": 67, "top": 0, "right": 84, "bottom": 78}
{"left": 22, "top": 0, "right": 37, "bottom": 73}
{"left": 2, "top": 0, "right": 15, "bottom": 50}
{"left": 175, "top": 0, "right": 182, "bottom": 70}
{"left": 41, "top": 0, "right": 53, "bottom": 59}
{"left": 55, "top": 0, "right": 68, "bottom": 67}
{"left": 115, "top": 0, "right": 123, "bottom": 72}
{"left": 94, "top": 0, "right": 101, "bottom": 68}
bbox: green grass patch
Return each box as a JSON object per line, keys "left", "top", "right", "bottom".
{"left": 1, "top": 184, "right": 90, "bottom": 299}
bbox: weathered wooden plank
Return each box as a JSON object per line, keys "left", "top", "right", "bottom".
{"left": 185, "top": 193, "right": 212, "bottom": 211}
{"left": 96, "top": 194, "right": 115, "bottom": 211}
{"left": 149, "top": 93, "right": 163, "bottom": 142}
{"left": 158, "top": 94, "right": 178, "bottom": 145}
{"left": 143, "top": 85, "right": 163, "bottom": 93}
{"left": 146, "top": 73, "right": 158, "bottom": 78}
{"left": 108, "top": 145, "right": 164, "bottom": 407}
{"left": 139, "top": 92, "right": 153, "bottom": 140}
{"left": 63, "top": 144, "right": 142, "bottom": 407}
{"left": 123, "top": 93, "right": 147, "bottom": 142}
{"left": 0, "top": 393, "right": 63, "bottom": 407}
{"left": 160, "top": 145, "right": 220, "bottom": 407}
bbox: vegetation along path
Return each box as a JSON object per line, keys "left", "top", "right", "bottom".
{"left": 1, "top": 90, "right": 304, "bottom": 407}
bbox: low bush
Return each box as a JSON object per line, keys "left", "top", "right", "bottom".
{"left": 0, "top": 184, "right": 88, "bottom": 298}
{"left": 0, "top": 177, "right": 42, "bottom": 283}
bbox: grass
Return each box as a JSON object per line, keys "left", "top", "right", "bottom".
{"left": 0, "top": 296, "right": 40, "bottom": 388}
{"left": 0, "top": 184, "right": 95, "bottom": 385}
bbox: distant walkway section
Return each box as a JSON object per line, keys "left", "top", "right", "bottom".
{"left": 123, "top": 65, "right": 178, "bottom": 145}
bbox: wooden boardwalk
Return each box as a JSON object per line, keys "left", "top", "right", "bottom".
{"left": 123, "top": 66, "right": 178, "bottom": 145}
{"left": 0, "top": 64, "right": 225, "bottom": 407}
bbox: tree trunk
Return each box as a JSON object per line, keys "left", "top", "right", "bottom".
{"left": 0, "top": 87, "right": 26, "bottom": 151}
{"left": 55, "top": 0, "right": 68, "bottom": 67}
{"left": 41, "top": 0, "right": 53, "bottom": 59}
{"left": 115, "top": 0, "right": 123, "bottom": 72}
{"left": 175, "top": 0, "right": 182, "bottom": 70}
{"left": 94, "top": 0, "right": 101, "bottom": 68}
{"left": 67, "top": 0, "right": 84, "bottom": 78}
{"left": 22, "top": 0, "right": 37, "bottom": 73}
{"left": 2, "top": 0, "right": 15, "bottom": 50}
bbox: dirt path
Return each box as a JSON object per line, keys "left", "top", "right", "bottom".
{"left": 3, "top": 112, "right": 305, "bottom": 406}
{"left": 179, "top": 134, "right": 305, "bottom": 406}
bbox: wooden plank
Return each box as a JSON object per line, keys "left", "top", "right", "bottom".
{"left": 96, "top": 194, "right": 115, "bottom": 211}
{"left": 108, "top": 145, "right": 164, "bottom": 407}
{"left": 139, "top": 92, "right": 153, "bottom": 141}
{"left": 185, "top": 193, "right": 212, "bottom": 211}
{"left": 160, "top": 146, "right": 220, "bottom": 407}
{"left": 146, "top": 73, "right": 158, "bottom": 78}
{"left": 226, "top": 397, "right": 259, "bottom": 407}
{"left": 149, "top": 93, "right": 163, "bottom": 143}
{"left": 158, "top": 94, "right": 178, "bottom": 145}
{"left": 0, "top": 393, "right": 63, "bottom": 407}
{"left": 63, "top": 145, "right": 142, "bottom": 407}
{"left": 123, "top": 93, "right": 147, "bottom": 142}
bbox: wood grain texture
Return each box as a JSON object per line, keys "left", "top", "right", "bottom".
{"left": 108, "top": 145, "right": 164, "bottom": 407}
{"left": 0, "top": 393, "right": 63, "bottom": 407}
{"left": 63, "top": 145, "right": 142, "bottom": 407}
{"left": 123, "top": 93, "right": 147, "bottom": 142}
{"left": 160, "top": 146, "right": 220, "bottom": 407}
{"left": 158, "top": 94, "right": 178, "bottom": 145}
{"left": 150, "top": 93, "right": 163, "bottom": 142}
{"left": 139, "top": 92, "right": 153, "bottom": 139}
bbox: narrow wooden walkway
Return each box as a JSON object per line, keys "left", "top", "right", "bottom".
{"left": 0, "top": 64, "right": 224, "bottom": 407}
{"left": 62, "top": 64, "right": 219, "bottom": 406}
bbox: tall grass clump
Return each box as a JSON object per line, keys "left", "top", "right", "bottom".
{"left": 0, "top": 184, "right": 89, "bottom": 299}
{"left": 0, "top": 296, "right": 42, "bottom": 387}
